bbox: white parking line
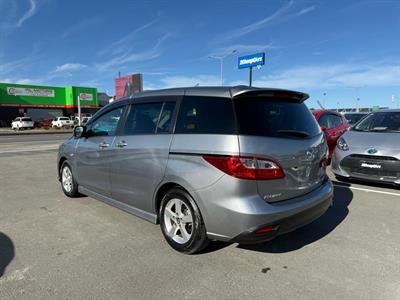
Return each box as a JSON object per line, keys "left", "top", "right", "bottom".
{"left": 333, "top": 182, "right": 400, "bottom": 197}
{"left": 0, "top": 145, "right": 59, "bottom": 154}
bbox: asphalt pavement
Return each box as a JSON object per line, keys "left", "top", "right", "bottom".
{"left": 0, "top": 135, "right": 399, "bottom": 299}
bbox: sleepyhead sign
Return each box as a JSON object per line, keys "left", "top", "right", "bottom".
{"left": 238, "top": 52, "right": 265, "bottom": 69}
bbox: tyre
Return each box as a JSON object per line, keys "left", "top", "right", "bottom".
{"left": 60, "top": 161, "right": 79, "bottom": 197}
{"left": 160, "top": 188, "right": 209, "bottom": 254}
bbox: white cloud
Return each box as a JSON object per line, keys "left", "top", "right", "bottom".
{"left": 14, "top": 0, "right": 37, "bottom": 28}
{"left": 217, "top": 1, "right": 294, "bottom": 43}
{"left": 211, "top": 43, "right": 274, "bottom": 57}
{"left": 241, "top": 63, "right": 400, "bottom": 90}
{"left": 145, "top": 75, "right": 220, "bottom": 90}
{"left": 15, "top": 78, "right": 40, "bottom": 85}
{"left": 97, "top": 19, "right": 159, "bottom": 57}
{"left": 297, "top": 5, "right": 316, "bottom": 16}
{"left": 62, "top": 17, "right": 103, "bottom": 38}
{"left": 96, "top": 33, "right": 171, "bottom": 71}
{"left": 54, "top": 63, "right": 87, "bottom": 72}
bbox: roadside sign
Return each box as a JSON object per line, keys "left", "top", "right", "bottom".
{"left": 238, "top": 52, "right": 265, "bottom": 69}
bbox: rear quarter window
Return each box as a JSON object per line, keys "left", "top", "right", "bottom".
{"left": 175, "top": 96, "right": 236, "bottom": 134}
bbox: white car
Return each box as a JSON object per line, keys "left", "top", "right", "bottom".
{"left": 52, "top": 117, "right": 73, "bottom": 128}
{"left": 11, "top": 117, "right": 34, "bottom": 130}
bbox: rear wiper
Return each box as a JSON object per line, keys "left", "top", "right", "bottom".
{"left": 277, "top": 130, "right": 310, "bottom": 138}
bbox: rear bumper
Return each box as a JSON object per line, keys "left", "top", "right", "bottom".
{"left": 198, "top": 177, "right": 334, "bottom": 243}
{"left": 230, "top": 193, "right": 332, "bottom": 244}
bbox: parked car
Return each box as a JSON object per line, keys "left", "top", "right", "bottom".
{"left": 72, "top": 116, "right": 92, "bottom": 126}
{"left": 52, "top": 117, "right": 73, "bottom": 128}
{"left": 312, "top": 110, "right": 349, "bottom": 157}
{"left": 57, "top": 86, "right": 333, "bottom": 254}
{"left": 11, "top": 117, "right": 34, "bottom": 130}
{"left": 343, "top": 112, "right": 368, "bottom": 126}
{"left": 34, "top": 118, "right": 53, "bottom": 129}
{"left": 332, "top": 109, "right": 400, "bottom": 185}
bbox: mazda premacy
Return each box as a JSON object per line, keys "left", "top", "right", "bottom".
{"left": 58, "top": 86, "right": 333, "bottom": 254}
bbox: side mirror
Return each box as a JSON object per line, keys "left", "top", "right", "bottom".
{"left": 320, "top": 125, "right": 327, "bottom": 132}
{"left": 73, "top": 126, "right": 86, "bottom": 138}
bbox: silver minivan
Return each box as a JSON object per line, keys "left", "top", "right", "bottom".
{"left": 58, "top": 86, "right": 333, "bottom": 254}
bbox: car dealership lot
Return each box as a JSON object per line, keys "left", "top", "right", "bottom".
{"left": 0, "top": 137, "right": 399, "bottom": 299}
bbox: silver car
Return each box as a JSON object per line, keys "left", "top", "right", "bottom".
{"left": 332, "top": 109, "right": 400, "bottom": 185}
{"left": 57, "top": 86, "right": 333, "bottom": 254}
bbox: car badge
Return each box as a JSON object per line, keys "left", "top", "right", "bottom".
{"left": 367, "top": 148, "right": 378, "bottom": 155}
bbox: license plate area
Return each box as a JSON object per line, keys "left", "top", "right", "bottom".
{"left": 360, "top": 160, "right": 382, "bottom": 169}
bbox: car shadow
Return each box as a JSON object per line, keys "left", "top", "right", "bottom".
{"left": 334, "top": 177, "right": 400, "bottom": 190}
{"left": 236, "top": 185, "right": 353, "bottom": 253}
{"left": 0, "top": 232, "right": 14, "bottom": 277}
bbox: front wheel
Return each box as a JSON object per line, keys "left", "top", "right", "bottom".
{"left": 160, "top": 188, "right": 209, "bottom": 254}
{"left": 60, "top": 161, "right": 79, "bottom": 197}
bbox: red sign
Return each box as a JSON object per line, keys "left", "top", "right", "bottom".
{"left": 115, "top": 73, "right": 143, "bottom": 99}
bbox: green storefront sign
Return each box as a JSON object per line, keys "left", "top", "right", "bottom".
{"left": 0, "top": 82, "right": 98, "bottom": 108}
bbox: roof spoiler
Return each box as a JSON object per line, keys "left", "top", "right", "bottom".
{"left": 232, "top": 87, "right": 309, "bottom": 103}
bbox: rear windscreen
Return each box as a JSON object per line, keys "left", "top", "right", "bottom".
{"left": 234, "top": 98, "right": 320, "bottom": 138}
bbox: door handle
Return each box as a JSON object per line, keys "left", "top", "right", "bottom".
{"left": 116, "top": 141, "right": 128, "bottom": 148}
{"left": 99, "top": 142, "right": 110, "bottom": 149}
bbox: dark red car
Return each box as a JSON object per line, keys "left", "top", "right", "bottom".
{"left": 311, "top": 110, "right": 349, "bottom": 157}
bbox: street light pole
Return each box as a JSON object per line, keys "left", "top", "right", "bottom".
{"left": 209, "top": 49, "right": 237, "bottom": 86}
{"left": 77, "top": 95, "right": 81, "bottom": 126}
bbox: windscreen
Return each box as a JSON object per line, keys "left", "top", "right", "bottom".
{"left": 345, "top": 113, "right": 366, "bottom": 125}
{"left": 353, "top": 112, "right": 400, "bottom": 132}
{"left": 234, "top": 98, "right": 320, "bottom": 138}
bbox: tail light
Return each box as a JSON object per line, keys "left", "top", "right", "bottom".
{"left": 202, "top": 155, "right": 285, "bottom": 180}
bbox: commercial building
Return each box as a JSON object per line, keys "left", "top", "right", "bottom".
{"left": 0, "top": 82, "right": 99, "bottom": 126}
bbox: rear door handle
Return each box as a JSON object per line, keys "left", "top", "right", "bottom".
{"left": 116, "top": 141, "right": 128, "bottom": 148}
{"left": 99, "top": 142, "right": 110, "bottom": 149}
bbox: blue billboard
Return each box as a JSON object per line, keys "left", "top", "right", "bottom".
{"left": 238, "top": 52, "right": 265, "bottom": 69}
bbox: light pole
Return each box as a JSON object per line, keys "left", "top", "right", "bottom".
{"left": 356, "top": 97, "right": 360, "bottom": 112}
{"left": 77, "top": 95, "right": 81, "bottom": 126}
{"left": 392, "top": 95, "right": 398, "bottom": 109}
{"left": 209, "top": 49, "right": 237, "bottom": 86}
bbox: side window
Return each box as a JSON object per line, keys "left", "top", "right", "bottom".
{"left": 87, "top": 107, "right": 124, "bottom": 137}
{"left": 123, "top": 103, "right": 162, "bottom": 135}
{"left": 175, "top": 96, "right": 235, "bottom": 134}
{"left": 318, "top": 114, "right": 330, "bottom": 128}
{"left": 157, "top": 102, "right": 176, "bottom": 133}
{"left": 331, "top": 115, "right": 342, "bottom": 127}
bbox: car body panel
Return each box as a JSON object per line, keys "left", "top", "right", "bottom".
{"left": 110, "top": 134, "right": 173, "bottom": 213}
{"left": 238, "top": 134, "right": 328, "bottom": 203}
{"left": 75, "top": 136, "right": 116, "bottom": 196}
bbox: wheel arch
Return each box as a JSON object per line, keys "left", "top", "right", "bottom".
{"left": 154, "top": 182, "right": 191, "bottom": 223}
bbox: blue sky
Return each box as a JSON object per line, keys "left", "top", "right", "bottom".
{"left": 1, "top": 0, "right": 400, "bottom": 109}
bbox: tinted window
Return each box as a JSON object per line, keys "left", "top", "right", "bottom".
{"left": 21, "top": 117, "right": 32, "bottom": 121}
{"left": 345, "top": 113, "right": 366, "bottom": 125}
{"left": 157, "top": 102, "right": 176, "bottom": 133}
{"left": 331, "top": 115, "right": 342, "bottom": 127}
{"left": 234, "top": 99, "right": 320, "bottom": 138}
{"left": 124, "top": 103, "right": 162, "bottom": 135}
{"left": 88, "top": 107, "right": 124, "bottom": 137}
{"left": 175, "top": 96, "right": 235, "bottom": 134}
{"left": 318, "top": 114, "right": 330, "bottom": 128}
{"left": 354, "top": 112, "right": 400, "bottom": 132}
